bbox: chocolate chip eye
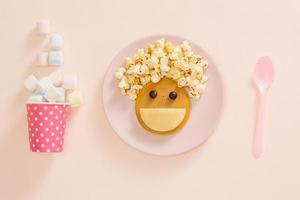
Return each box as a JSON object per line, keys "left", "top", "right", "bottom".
{"left": 169, "top": 91, "right": 177, "bottom": 100}
{"left": 149, "top": 90, "right": 157, "bottom": 99}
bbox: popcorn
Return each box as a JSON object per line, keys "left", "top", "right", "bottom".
{"left": 181, "top": 41, "right": 191, "bottom": 52}
{"left": 140, "top": 76, "right": 151, "bottom": 85}
{"left": 150, "top": 71, "right": 160, "bottom": 83}
{"left": 160, "top": 57, "right": 169, "bottom": 67}
{"left": 177, "top": 77, "right": 187, "bottom": 88}
{"left": 184, "top": 50, "right": 193, "bottom": 57}
{"left": 145, "top": 44, "right": 154, "bottom": 53}
{"left": 115, "top": 68, "right": 126, "bottom": 80}
{"left": 173, "top": 46, "right": 182, "bottom": 55}
{"left": 167, "top": 68, "right": 181, "bottom": 80}
{"left": 188, "top": 91, "right": 201, "bottom": 100}
{"left": 125, "top": 57, "right": 135, "bottom": 68}
{"left": 201, "top": 75, "right": 208, "bottom": 83}
{"left": 131, "top": 85, "right": 143, "bottom": 91}
{"left": 169, "top": 52, "right": 179, "bottom": 60}
{"left": 192, "top": 64, "right": 204, "bottom": 74}
{"left": 153, "top": 48, "right": 165, "bottom": 58}
{"left": 150, "top": 55, "right": 159, "bottom": 64}
{"left": 127, "top": 64, "right": 140, "bottom": 75}
{"left": 115, "top": 38, "right": 208, "bottom": 100}
{"left": 195, "top": 83, "right": 206, "bottom": 94}
{"left": 200, "top": 60, "right": 209, "bottom": 69}
{"left": 140, "top": 64, "right": 149, "bottom": 74}
{"left": 165, "top": 42, "right": 174, "bottom": 53}
{"left": 136, "top": 48, "right": 145, "bottom": 57}
{"left": 183, "top": 75, "right": 190, "bottom": 82}
{"left": 156, "top": 38, "right": 165, "bottom": 48}
{"left": 118, "top": 78, "right": 129, "bottom": 89}
{"left": 160, "top": 65, "right": 170, "bottom": 73}
{"left": 128, "top": 92, "right": 137, "bottom": 100}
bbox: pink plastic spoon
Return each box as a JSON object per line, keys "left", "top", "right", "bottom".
{"left": 252, "top": 56, "right": 275, "bottom": 159}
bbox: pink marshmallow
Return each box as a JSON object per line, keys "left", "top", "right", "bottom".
{"left": 63, "top": 75, "right": 78, "bottom": 90}
{"left": 36, "top": 52, "right": 48, "bottom": 66}
{"left": 36, "top": 20, "right": 50, "bottom": 35}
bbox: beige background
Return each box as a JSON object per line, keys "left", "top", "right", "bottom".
{"left": 0, "top": 0, "right": 299, "bottom": 199}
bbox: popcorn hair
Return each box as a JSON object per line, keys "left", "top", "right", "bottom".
{"left": 115, "top": 38, "right": 208, "bottom": 100}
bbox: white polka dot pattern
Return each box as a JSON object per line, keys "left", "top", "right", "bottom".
{"left": 26, "top": 103, "right": 68, "bottom": 153}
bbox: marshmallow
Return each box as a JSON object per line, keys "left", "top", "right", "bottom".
{"left": 44, "top": 85, "right": 62, "bottom": 102}
{"left": 37, "top": 77, "right": 53, "bottom": 94}
{"left": 27, "top": 94, "right": 44, "bottom": 103}
{"left": 24, "top": 74, "right": 39, "bottom": 92}
{"left": 63, "top": 75, "right": 78, "bottom": 89}
{"left": 49, "top": 34, "right": 63, "bottom": 50}
{"left": 48, "top": 71, "right": 62, "bottom": 85}
{"left": 67, "top": 91, "right": 83, "bottom": 107}
{"left": 36, "top": 20, "right": 50, "bottom": 35}
{"left": 36, "top": 52, "right": 48, "bottom": 66}
{"left": 56, "top": 87, "right": 65, "bottom": 102}
{"left": 48, "top": 51, "right": 63, "bottom": 66}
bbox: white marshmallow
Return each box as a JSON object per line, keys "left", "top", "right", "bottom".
{"left": 36, "top": 20, "right": 50, "bottom": 35}
{"left": 63, "top": 75, "right": 78, "bottom": 89}
{"left": 37, "top": 77, "right": 53, "bottom": 94}
{"left": 49, "top": 34, "right": 63, "bottom": 50}
{"left": 27, "top": 94, "right": 44, "bottom": 103}
{"left": 48, "top": 51, "right": 63, "bottom": 66}
{"left": 36, "top": 52, "right": 48, "bottom": 66}
{"left": 48, "top": 72, "right": 62, "bottom": 85}
{"left": 67, "top": 91, "right": 83, "bottom": 107}
{"left": 56, "top": 88, "right": 65, "bottom": 102}
{"left": 24, "top": 74, "right": 39, "bottom": 92}
{"left": 44, "top": 85, "right": 61, "bottom": 102}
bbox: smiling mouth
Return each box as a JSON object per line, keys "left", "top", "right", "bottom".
{"left": 139, "top": 108, "right": 186, "bottom": 132}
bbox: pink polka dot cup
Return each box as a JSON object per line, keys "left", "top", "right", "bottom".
{"left": 26, "top": 103, "right": 69, "bottom": 153}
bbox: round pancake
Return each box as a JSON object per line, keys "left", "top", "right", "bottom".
{"left": 135, "top": 78, "right": 191, "bottom": 135}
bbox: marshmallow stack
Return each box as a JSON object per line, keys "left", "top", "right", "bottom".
{"left": 36, "top": 22, "right": 63, "bottom": 67}
{"left": 24, "top": 72, "right": 83, "bottom": 107}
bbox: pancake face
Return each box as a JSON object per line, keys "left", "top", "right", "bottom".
{"left": 135, "top": 78, "right": 191, "bottom": 134}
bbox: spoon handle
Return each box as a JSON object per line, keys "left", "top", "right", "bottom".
{"left": 253, "top": 92, "right": 267, "bottom": 158}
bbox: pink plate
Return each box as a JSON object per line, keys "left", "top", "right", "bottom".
{"left": 102, "top": 35, "right": 224, "bottom": 156}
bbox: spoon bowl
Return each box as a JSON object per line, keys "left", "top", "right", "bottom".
{"left": 253, "top": 56, "right": 275, "bottom": 94}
